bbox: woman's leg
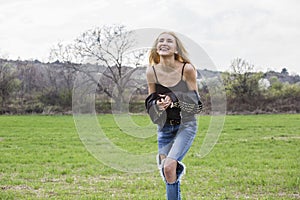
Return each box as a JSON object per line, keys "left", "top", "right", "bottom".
{"left": 162, "top": 158, "right": 186, "bottom": 200}
{"left": 163, "top": 158, "right": 177, "bottom": 183}
{"left": 168, "top": 120, "right": 198, "bottom": 161}
{"left": 163, "top": 120, "right": 198, "bottom": 200}
{"left": 157, "top": 124, "right": 178, "bottom": 170}
{"left": 164, "top": 158, "right": 180, "bottom": 200}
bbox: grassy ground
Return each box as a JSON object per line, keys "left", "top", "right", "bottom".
{"left": 0, "top": 114, "right": 299, "bottom": 199}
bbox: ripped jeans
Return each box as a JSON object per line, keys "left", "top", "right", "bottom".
{"left": 157, "top": 120, "right": 197, "bottom": 200}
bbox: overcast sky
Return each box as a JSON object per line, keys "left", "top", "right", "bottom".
{"left": 0, "top": 0, "right": 299, "bottom": 74}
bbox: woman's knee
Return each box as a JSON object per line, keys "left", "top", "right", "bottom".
{"left": 163, "top": 159, "right": 177, "bottom": 177}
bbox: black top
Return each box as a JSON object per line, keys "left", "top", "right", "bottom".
{"left": 152, "top": 63, "right": 191, "bottom": 121}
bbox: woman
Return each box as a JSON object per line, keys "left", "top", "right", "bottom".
{"left": 145, "top": 32, "right": 202, "bottom": 200}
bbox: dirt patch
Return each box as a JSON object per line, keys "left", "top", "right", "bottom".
{"left": 0, "top": 137, "right": 4, "bottom": 142}
{"left": 1, "top": 185, "right": 32, "bottom": 191}
{"left": 263, "top": 136, "right": 300, "bottom": 141}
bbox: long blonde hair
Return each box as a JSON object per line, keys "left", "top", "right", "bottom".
{"left": 149, "top": 31, "right": 191, "bottom": 65}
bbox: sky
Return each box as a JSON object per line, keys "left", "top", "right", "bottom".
{"left": 0, "top": 0, "right": 300, "bottom": 74}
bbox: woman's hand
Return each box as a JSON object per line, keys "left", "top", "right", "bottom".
{"left": 156, "top": 94, "right": 172, "bottom": 110}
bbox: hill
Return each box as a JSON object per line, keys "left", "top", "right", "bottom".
{"left": 0, "top": 58, "right": 299, "bottom": 114}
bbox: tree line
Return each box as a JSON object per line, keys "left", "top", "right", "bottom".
{"left": 0, "top": 25, "right": 299, "bottom": 114}
{"left": 1, "top": 57, "right": 299, "bottom": 114}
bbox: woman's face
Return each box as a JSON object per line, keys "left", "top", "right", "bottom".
{"left": 156, "top": 33, "right": 177, "bottom": 56}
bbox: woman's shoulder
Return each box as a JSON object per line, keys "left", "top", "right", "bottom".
{"left": 146, "top": 65, "right": 156, "bottom": 83}
{"left": 183, "top": 63, "right": 196, "bottom": 74}
{"left": 182, "top": 63, "right": 197, "bottom": 82}
{"left": 146, "top": 65, "right": 155, "bottom": 74}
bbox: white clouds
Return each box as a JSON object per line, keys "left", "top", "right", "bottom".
{"left": 0, "top": 0, "right": 299, "bottom": 73}
{"left": 0, "top": 0, "right": 112, "bottom": 60}
{"left": 174, "top": 0, "right": 300, "bottom": 73}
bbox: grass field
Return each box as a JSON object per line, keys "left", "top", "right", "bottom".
{"left": 0, "top": 114, "right": 299, "bottom": 199}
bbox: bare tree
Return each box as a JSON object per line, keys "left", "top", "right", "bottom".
{"left": 48, "top": 42, "right": 80, "bottom": 95}
{"left": 0, "top": 60, "right": 18, "bottom": 111}
{"left": 231, "top": 58, "right": 254, "bottom": 74}
{"left": 50, "top": 24, "right": 148, "bottom": 111}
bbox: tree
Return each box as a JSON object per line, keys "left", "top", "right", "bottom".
{"left": 0, "top": 60, "right": 19, "bottom": 111}
{"left": 50, "top": 24, "right": 147, "bottom": 112}
{"left": 222, "top": 58, "right": 264, "bottom": 112}
{"left": 281, "top": 68, "right": 288, "bottom": 75}
{"left": 228, "top": 58, "right": 263, "bottom": 99}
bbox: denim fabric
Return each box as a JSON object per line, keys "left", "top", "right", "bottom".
{"left": 166, "top": 181, "right": 181, "bottom": 200}
{"left": 157, "top": 120, "right": 197, "bottom": 200}
{"left": 157, "top": 120, "right": 197, "bottom": 161}
{"left": 163, "top": 161, "right": 185, "bottom": 200}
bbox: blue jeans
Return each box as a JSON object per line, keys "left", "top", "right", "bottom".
{"left": 157, "top": 120, "right": 197, "bottom": 200}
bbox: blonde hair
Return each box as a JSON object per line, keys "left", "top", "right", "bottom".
{"left": 149, "top": 31, "right": 191, "bottom": 65}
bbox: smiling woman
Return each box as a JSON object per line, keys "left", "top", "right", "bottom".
{"left": 156, "top": 34, "right": 177, "bottom": 56}
{"left": 149, "top": 32, "right": 191, "bottom": 65}
{"left": 145, "top": 31, "right": 203, "bottom": 200}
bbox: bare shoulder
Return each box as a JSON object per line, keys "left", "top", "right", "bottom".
{"left": 184, "top": 63, "right": 196, "bottom": 71}
{"left": 146, "top": 65, "right": 156, "bottom": 93}
{"left": 146, "top": 66, "right": 155, "bottom": 81}
{"left": 183, "top": 63, "right": 197, "bottom": 90}
{"left": 183, "top": 63, "right": 197, "bottom": 78}
{"left": 146, "top": 65, "right": 152, "bottom": 75}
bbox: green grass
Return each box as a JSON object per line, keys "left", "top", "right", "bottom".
{"left": 0, "top": 114, "right": 299, "bottom": 199}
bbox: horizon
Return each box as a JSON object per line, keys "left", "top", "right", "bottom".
{"left": 1, "top": 57, "right": 298, "bottom": 76}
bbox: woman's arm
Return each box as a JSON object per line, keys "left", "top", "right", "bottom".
{"left": 146, "top": 66, "right": 156, "bottom": 94}
{"left": 178, "top": 63, "right": 202, "bottom": 114}
{"left": 146, "top": 66, "right": 170, "bottom": 110}
{"left": 145, "top": 66, "right": 167, "bottom": 124}
{"left": 183, "top": 63, "right": 198, "bottom": 91}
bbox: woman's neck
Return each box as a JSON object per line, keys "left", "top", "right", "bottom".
{"left": 159, "top": 56, "right": 176, "bottom": 69}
